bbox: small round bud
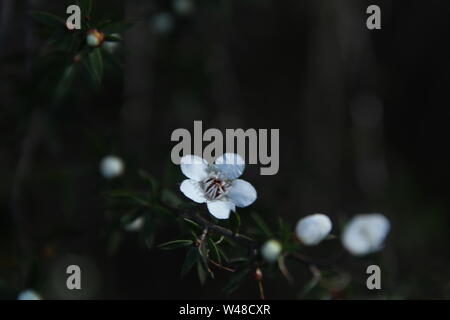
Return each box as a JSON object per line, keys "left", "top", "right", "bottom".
{"left": 123, "top": 216, "right": 145, "bottom": 232}
{"left": 254, "top": 268, "right": 263, "bottom": 281}
{"left": 86, "top": 29, "right": 105, "bottom": 47}
{"left": 151, "top": 13, "right": 175, "bottom": 34}
{"left": 342, "top": 213, "right": 390, "bottom": 256}
{"left": 260, "top": 239, "right": 282, "bottom": 263}
{"left": 17, "top": 289, "right": 42, "bottom": 300}
{"left": 73, "top": 54, "right": 81, "bottom": 63}
{"left": 296, "top": 214, "right": 332, "bottom": 246}
{"left": 99, "top": 155, "right": 125, "bottom": 179}
{"left": 173, "top": 0, "right": 195, "bottom": 16}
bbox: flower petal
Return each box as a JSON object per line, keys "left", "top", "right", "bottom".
{"left": 295, "top": 214, "right": 332, "bottom": 246}
{"left": 207, "top": 200, "right": 235, "bottom": 220}
{"left": 227, "top": 179, "right": 257, "bottom": 207}
{"left": 214, "top": 153, "right": 245, "bottom": 180}
{"left": 180, "top": 155, "right": 209, "bottom": 181}
{"left": 180, "top": 179, "right": 206, "bottom": 203}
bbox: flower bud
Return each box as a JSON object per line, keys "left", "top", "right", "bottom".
{"left": 296, "top": 214, "right": 332, "bottom": 246}
{"left": 17, "top": 289, "right": 42, "bottom": 300}
{"left": 151, "top": 13, "right": 174, "bottom": 34}
{"left": 260, "top": 239, "right": 282, "bottom": 263}
{"left": 99, "top": 155, "right": 125, "bottom": 179}
{"left": 86, "top": 29, "right": 105, "bottom": 47}
{"left": 173, "top": 0, "right": 195, "bottom": 16}
{"left": 123, "top": 216, "right": 145, "bottom": 232}
{"left": 342, "top": 213, "right": 390, "bottom": 256}
{"left": 254, "top": 268, "right": 263, "bottom": 281}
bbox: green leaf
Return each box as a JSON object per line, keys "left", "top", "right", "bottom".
{"left": 104, "top": 190, "right": 150, "bottom": 206}
{"left": 77, "top": 0, "right": 93, "bottom": 17}
{"left": 183, "top": 218, "right": 200, "bottom": 230}
{"left": 108, "top": 231, "right": 123, "bottom": 256}
{"left": 88, "top": 48, "right": 103, "bottom": 85}
{"left": 139, "top": 170, "right": 159, "bottom": 200}
{"left": 158, "top": 239, "right": 193, "bottom": 250}
{"left": 299, "top": 277, "right": 320, "bottom": 298}
{"left": 105, "top": 34, "right": 122, "bottom": 42}
{"left": 100, "top": 21, "right": 134, "bottom": 35}
{"left": 30, "top": 11, "right": 65, "bottom": 28}
{"left": 208, "top": 238, "right": 221, "bottom": 264}
{"left": 143, "top": 212, "right": 155, "bottom": 249}
{"left": 181, "top": 247, "right": 198, "bottom": 277}
{"left": 251, "top": 212, "right": 273, "bottom": 237}
{"left": 223, "top": 268, "right": 250, "bottom": 294}
{"left": 231, "top": 211, "right": 241, "bottom": 235}
{"left": 197, "top": 259, "right": 208, "bottom": 285}
{"left": 54, "top": 65, "right": 76, "bottom": 101}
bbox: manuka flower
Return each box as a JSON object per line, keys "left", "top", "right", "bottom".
{"left": 179, "top": 153, "right": 257, "bottom": 220}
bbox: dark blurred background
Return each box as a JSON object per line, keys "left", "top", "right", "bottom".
{"left": 1, "top": 0, "right": 450, "bottom": 299}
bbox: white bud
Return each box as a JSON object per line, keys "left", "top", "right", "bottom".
{"left": 123, "top": 216, "right": 145, "bottom": 232}
{"left": 296, "top": 214, "right": 332, "bottom": 246}
{"left": 151, "top": 13, "right": 174, "bottom": 34}
{"left": 342, "top": 213, "right": 390, "bottom": 256}
{"left": 99, "top": 155, "right": 125, "bottom": 179}
{"left": 86, "top": 29, "right": 104, "bottom": 47}
{"left": 17, "top": 289, "right": 42, "bottom": 300}
{"left": 173, "top": 0, "right": 195, "bottom": 16}
{"left": 261, "top": 239, "right": 282, "bottom": 263}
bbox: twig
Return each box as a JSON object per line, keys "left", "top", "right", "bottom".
{"left": 160, "top": 201, "right": 258, "bottom": 250}
{"left": 208, "top": 258, "right": 235, "bottom": 273}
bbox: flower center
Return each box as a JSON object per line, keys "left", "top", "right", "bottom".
{"left": 202, "top": 175, "right": 229, "bottom": 200}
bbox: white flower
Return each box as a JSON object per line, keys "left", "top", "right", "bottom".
{"left": 179, "top": 153, "right": 257, "bottom": 220}
{"left": 261, "top": 239, "right": 282, "bottom": 263}
{"left": 100, "top": 155, "right": 125, "bottom": 179}
{"left": 342, "top": 213, "right": 390, "bottom": 256}
{"left": 17, "top": 289, "right": 42, "bottom": 300}
{"left": 173, "top": 0, "right": 195, "bottom": 16}
{"left": 295, "top": 214, "right": 332, "bottom": 246}
{"left": 123, "top": 216, "right": 145, "bottom": 232}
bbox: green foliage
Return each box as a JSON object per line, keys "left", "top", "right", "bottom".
{"left": 30, "top": 1, "right": 134, "bottom": 103}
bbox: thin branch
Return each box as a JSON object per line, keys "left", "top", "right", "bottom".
{"left": 160, "top": 201, "right": 258, "bottom": 250}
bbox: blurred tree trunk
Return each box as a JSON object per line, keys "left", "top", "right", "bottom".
{"left": 120, "top": 0, "right": 156, "bottom": 166}
{"left": 298, "top": 1, "right": 348, "bottom": 214}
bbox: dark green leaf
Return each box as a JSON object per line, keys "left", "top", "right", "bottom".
{"left": 89, "top": 48, "right": 103, "bottom": 85}
{"left": 108, "top": 231, "right": 123, "bottom": 256}
{"left": 105, "top": 34, "right": 122, "bottom": 42}
{"left": 251, "top": 212, "right": 273, "bottom": 237}
{"left": 197, "top": 259, "right": 208, "bottom": 285}
{"left": 77, "top": 0, "right": 93, "bottom": 17}
{"left": 138, "top": 170, "right": 158, "bottom": 200}
{"left": 100, "top": 21, "right": 134, "bottom": 35}
{"left": 30, "top": 11, "right": 65, "bottom": 28}
{"left": 223, "top": 268, "right": 250, "bottom": 294}
{"left": 158, "top": 239, "right": 193, "bottom": 250}
{"left": 181, "top": 247, "right": 198, "bottom": 277}
{"left": 54, "top": 65, "right": 76, "bottom": 101}
{"left": 104, "top": 190, "right": 150, "bottom": 206}
{"left": 143, "top": 212, "right": 155, "bottom": 249}
{"left": 208, "top": 238, "right": 221, "bottom": 264}
{"left": 231, "top": 211, "right": 241, "bottom": 235}
{"left": 299, "top": 277, "right": 320, "bottom": 298}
